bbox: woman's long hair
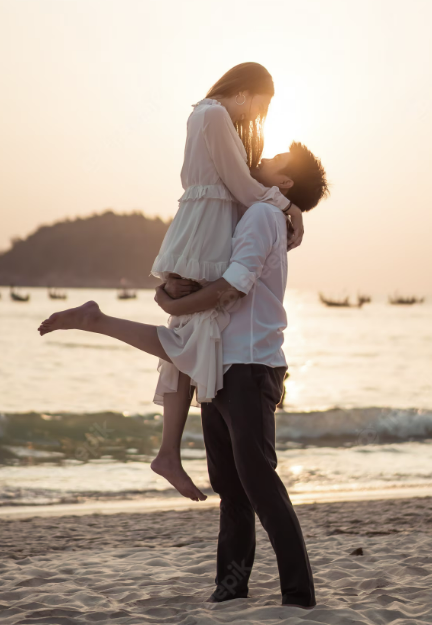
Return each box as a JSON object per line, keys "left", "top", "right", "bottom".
{"left": 206, "top": 62, "right": 274, "bottom": 169}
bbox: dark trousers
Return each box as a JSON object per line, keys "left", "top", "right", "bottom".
{"left": 201, "top": 364, "right": 316, "bottom": 605}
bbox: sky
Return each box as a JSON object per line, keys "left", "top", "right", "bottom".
{"left": 1, "top": 0, "right": 431, "bottom": 292}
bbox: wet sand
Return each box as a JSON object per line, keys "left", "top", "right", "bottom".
{"left": 0, "top": 496, "right": 431, "bottom": 624}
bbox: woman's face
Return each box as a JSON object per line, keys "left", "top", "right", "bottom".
{"left": 247, "top": 93, "right": 272, "bottom": 121}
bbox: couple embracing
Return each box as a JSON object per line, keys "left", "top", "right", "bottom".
{"left": 39, "top": 62, "right": 329, "bottom": 608}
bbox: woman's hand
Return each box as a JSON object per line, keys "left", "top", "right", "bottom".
{"left": 154, "top": 284, "right": 175, "bottom": 314}
{"left": 164, "top": 273, "right": 202, "bottom": 299}
{"left": 286, "top": 203, "right": 304, "bottom": 251}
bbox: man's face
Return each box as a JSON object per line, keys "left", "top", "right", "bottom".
{"left": 251, "top": 152, "right": 294, "bottom": 194}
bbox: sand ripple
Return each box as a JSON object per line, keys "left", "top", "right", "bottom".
{"left": 0, "top": 497, "right": 431, "bottom": 624}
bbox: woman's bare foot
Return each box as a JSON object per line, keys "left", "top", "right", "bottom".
{"left": 38, "top": 300, "right": 102, "bottom": 336}
{"left": 151, "top": 454, "right": 207, "bottom": 502}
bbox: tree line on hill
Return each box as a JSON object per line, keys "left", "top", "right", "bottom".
{"left": 0, "top": 211, "right": 170, "bottom": 288}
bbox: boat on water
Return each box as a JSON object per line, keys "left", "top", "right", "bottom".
{"left": 48, "top": 288, "right": 67, "bottom": 300}
{"left": 358, "top": 294, "right": 372, "bottom": 304}
{"left": 319, "top": 293, "right": 365, "bottom": 308}
{"left": 388, "top": 294, "right": 425, "bottom": 305}
{"left": 10, "top": 287, "right": 30, "bottom": 302}
{"left": 117, "top": 277, "right": 137, "bottom": 300}
{"left": 117, "top": 288, "right": 137, "bottom": 300}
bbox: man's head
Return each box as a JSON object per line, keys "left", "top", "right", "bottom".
{"left": 251, "top": 141, "right": 329, "bottom": 211}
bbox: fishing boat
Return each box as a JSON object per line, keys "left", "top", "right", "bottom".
{"left": 117, "top": 288, "right": 137, "bottom": 300}
{"left": 358, "top": 294, "right": 372, "bottom": 304}
{"left": 10, "top": 287, "right": 30, "bottom": 302}
{"left": 319, "top": 293, "right": 364, "bottom": 308}
{"left": 117, "top": 278, "right": 137, "bottom": 300}
{"left": 388, "top": 294, "right": 425, "bottom": 305}
{"left": 48, "top": 288, "right": 67, "bottom": 300}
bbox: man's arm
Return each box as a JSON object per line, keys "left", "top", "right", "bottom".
{"left": 154, "top": 278, "right": 243, "bottom": 316}
{"left": 154, "top": 204, "right": 277, "bottom": 317}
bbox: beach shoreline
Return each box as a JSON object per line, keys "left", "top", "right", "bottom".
{"left": 2, "top": 485, "right": 432, "bottom": 520}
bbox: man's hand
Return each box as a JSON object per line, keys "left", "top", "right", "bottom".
{"left": 286, "top": 203, "right": 304, "bottom": 251}
{"left": 164, "top": 273, "right": 202, "bottom": 299}
{"left": 154, "top": 284, "right": 175, "bottom": 314}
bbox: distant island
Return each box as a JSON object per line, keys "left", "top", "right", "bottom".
{"left": 0, "top": 211, "right": 170, "bottom": 288}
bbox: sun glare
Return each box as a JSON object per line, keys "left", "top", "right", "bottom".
{"left": 263, "top": 84, "right": 307, "bottom": 158}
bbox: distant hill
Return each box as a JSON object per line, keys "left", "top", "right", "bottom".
{"left": 0, "top": 211, "right": 170, "bottom": 288}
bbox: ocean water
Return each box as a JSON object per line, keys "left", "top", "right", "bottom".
{"left": 0, "top": 287, "right": 431, "bottom": 507}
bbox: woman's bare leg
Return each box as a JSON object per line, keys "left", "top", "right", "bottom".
{"left": 38, "top": 300, "right": 169, "bottom": 359}
{"left": 37, "top": 301, "right": 206, "bottom": 501}
{"left": 151, "top": 372, "right": 206, "bottom": 501}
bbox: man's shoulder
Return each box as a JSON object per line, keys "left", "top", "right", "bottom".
{"left": 233, "top": 202, "right": 286, "bottom": 249}
{"left": 239, "top": 202, "right": 286, "bottom": 230}
{"left": 247, "top": 201, "right": 284, "bottom": 217}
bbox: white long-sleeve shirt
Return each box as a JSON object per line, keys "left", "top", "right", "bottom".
{"left": 151, "top": 98, "right": 290, "bottom": 284}
{"left": 221, "top": 202, "right": 288, "bottom": 369}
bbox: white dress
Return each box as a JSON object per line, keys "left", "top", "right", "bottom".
{"left": 151, "top": 98, "right": 290, "bottom": 406}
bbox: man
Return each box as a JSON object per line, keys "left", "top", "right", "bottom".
{"left": 38, "top": 142, "right": 328, "bottom": 608}
{"left": 154, "top": 142, "right": 329, "bottom": 607}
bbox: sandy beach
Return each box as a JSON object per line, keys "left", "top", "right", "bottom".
{"left": 0, "top": 495, "right": 431, "bottom": 624}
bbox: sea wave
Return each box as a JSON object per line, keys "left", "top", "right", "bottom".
{"left": 1, "top": 407, "right": 431, "bottom": 461}
{"left": 1, "top": 408, "right": 432, "bottom": 508}
{"left": 275, "top": 407, "right": 432, "bottom": 445}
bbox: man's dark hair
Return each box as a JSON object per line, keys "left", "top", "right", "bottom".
{"left": 281, "top": 141, "right": 329, "bottom": 212}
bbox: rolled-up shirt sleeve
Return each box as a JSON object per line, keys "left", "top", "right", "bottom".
{"left": 222, "top": 205, "right": 276, "bottom": 295}
{"left": 202, "top": 105, "right": 290, "bottom": 212}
